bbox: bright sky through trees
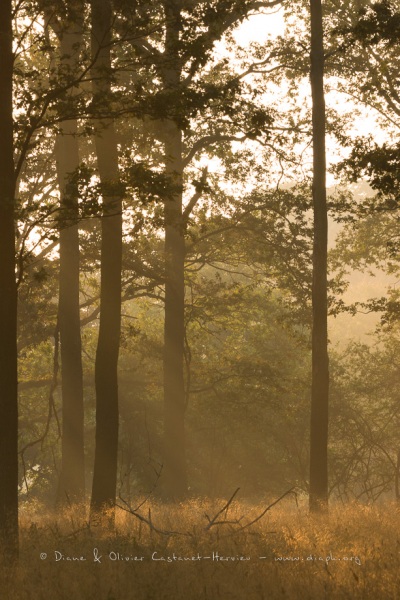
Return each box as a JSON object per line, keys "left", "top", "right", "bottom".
{"left": 235, "top": 8, "right": 285, "bottom": 42}
{"left": 233, "top": 8, "right": 396, "bottom": 346}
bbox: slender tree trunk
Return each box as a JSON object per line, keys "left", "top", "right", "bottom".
{"left": 161, "top": 0, "right": 188, "bottom": 499}
{"left": 395, "top": 448, "right": 400, "bottom": 501}
{"left": 90, "top": 0, "right": 123, "bottom": 521}
{"left": 162, "top": 123, "right": 187, "bottom": 498}
{"left": 309, "top": 0, "right": 329, "bottom": 513}
{"left": 56, "top": 24, "right": 85, "bottom": 506}
{"left": 0, "top": 0, "right": 18, "bottom": 555}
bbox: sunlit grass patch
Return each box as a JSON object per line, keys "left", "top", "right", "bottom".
{"left": 2, "top": 499, "right": 399, "bottom": 599}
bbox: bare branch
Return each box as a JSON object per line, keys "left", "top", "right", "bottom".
{"left": 204, "top": 487, "right": 241, "bottom": 530}
{"left": 231, "top": 487, "right": 297, "bottom": 533}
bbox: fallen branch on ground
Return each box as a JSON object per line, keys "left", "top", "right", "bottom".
{"left": 204, "top": 486, "right": 298, "bottom": 535}
{"left": 204, "top": 487, "right": 242, "bottom": 530}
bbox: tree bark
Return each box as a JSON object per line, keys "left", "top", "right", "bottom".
{"left": 160, "top": 0, "right": 188, "bottom": 499}
{"left": 90, "top": 0, "right": 123, "bottom": 522}
{"left": 162, "top": 122, "right": 187, "bottom": 499}
{"left": 0, "top": 0, "right": 19, "bottom": 555}
{"left": 309, "top": 0, "right": 329, "bottom": 513}
{"left": 56, "top": 20, "right": 85, "bottom": 506}
{"left": 395, "top": 448, "right": 400, "bottom": 501}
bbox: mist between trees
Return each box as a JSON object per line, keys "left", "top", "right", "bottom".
{"left": 1, "top": 0, "right": 400, "bottom": 558}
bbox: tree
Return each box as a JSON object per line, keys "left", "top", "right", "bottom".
{"left": 328, "top": 1, "right": 400, "bottom": 194}
{"left": 332, "top": 1, "right": 400, "bottom": 324}
{"left": 157, "top": 0, "right": 189, "bottom": 499}
{"left": 332, "top": 0, "right": 400, "bottom": 127}
{"left": 309, "top": 0, "right": 329, "bottom": 512}
{"left": 115, "top": 0, "right": 286, "bottom": 498}
{"left": 0, "top": 0, "right": 19, "bottom": 555}
{"left": 52, "top": 2, "right": 86, "bottom": 505}
{"left": 114, "top": 184, "right": 316, "bottom": 501}
{"left": 90, "top": 0, "right": 123, "bottom": 522}
{"left": 329, "top": 338, "right": 400, "bottom": 503}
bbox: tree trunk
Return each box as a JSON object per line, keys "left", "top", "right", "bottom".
{"left": 309, "top": 0, "right": 329, "bottom": 513}
{"left": 90, "top": 0, "right": 123, "bottom": 522}
{"left": 0, "top": 0, "right": 19, "bottom": 555}
{"left": 395, "top": 448, "right": 400, "bottom": 501}
{"left": 162, "top": 122, "right": 187, "bottom": 498}
{"left": 56, "top": 23, "right": 85, "bottom": 506}
{"left": 161, "top": 0, "right": 188, "bottom": 499}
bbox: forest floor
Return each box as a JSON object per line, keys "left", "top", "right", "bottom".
{"left": 1, "top": 496, "right": 399, "bottom": 599}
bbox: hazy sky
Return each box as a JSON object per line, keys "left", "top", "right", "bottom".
{"left": 235, "top": 9, "right": 285, "bottom": 43}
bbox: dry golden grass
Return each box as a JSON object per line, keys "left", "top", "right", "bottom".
{"left": 1, "top": 497, "right": 399, "bottom": 599}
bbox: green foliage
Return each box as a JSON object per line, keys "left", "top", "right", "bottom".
{"left": 330, "top": 329, "right": 400, "bottom": 501}
{"left": 337, "top": 138, "right": 400, "bottom": 210}
{"left": 342, "top": 0, "right": 400, "bottom": 47}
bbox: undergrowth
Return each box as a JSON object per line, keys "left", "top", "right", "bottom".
{"left": 1, "top": 497, "right": 399, "bottom": 599}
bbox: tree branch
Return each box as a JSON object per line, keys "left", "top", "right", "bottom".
{"left": 204, "top": 487, "right": 241, "bottom": 530}
{"left": 183, "top": 166, "right": 209, "bottom": 221}
{"left": 183, "top": 134, "right": 247, "bottom": 167}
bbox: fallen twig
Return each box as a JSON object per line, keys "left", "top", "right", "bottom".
{"left": 229, "top": 487, "right": 297, "bottom": 534}
{"left": 204, "top": 486, "right": 297, "bottom": 537}
{"left": 204, "top": 487, "right": 241, "bottom": 531}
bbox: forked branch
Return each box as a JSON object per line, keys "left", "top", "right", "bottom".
{"left": 204, "top": 487, "right": 298, "bottom": 534}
